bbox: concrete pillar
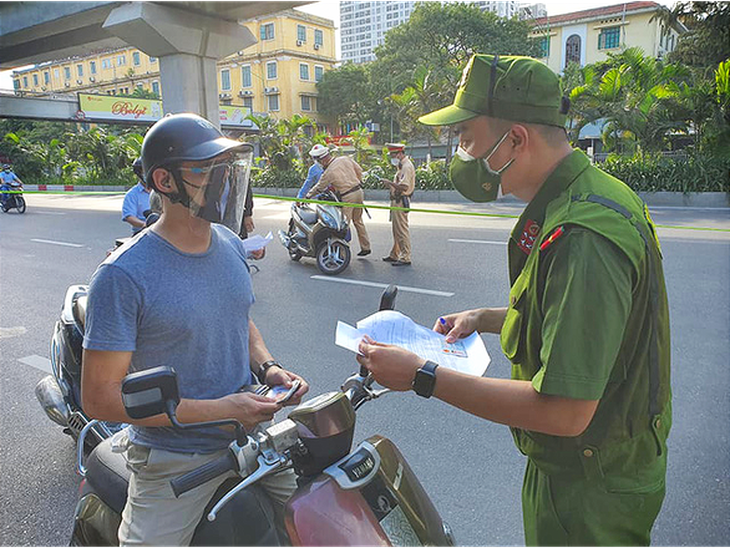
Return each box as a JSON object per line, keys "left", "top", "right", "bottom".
{"left": 102, "top": 2, "right": 256, "bottom": 128}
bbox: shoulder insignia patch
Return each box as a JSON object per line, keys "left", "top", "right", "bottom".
{"left": 539, "top": 225, "right": 566, "bottom": 252}
{"left": 517, "top": 219, "right": 541, "bottom": 255}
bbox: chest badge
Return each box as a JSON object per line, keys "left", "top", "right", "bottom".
{"left": 517, "top": 219, "right": 540, "bottom": 255}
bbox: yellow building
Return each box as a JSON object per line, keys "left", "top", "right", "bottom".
{"left": 530, "top": 1, "right": 687, "bottom": 73}
{"left": 12, "top": 9, "right": 336, "bottom": 128}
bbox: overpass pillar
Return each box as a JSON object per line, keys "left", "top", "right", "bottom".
{"left": 102, "top": 2, "right": 256, "bottom": 128}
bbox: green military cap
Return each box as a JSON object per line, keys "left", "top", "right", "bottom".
{"left": 419, "top": 54, "right": 569, "bottom": 128}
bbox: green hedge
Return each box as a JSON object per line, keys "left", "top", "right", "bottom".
{"left": 215, "top": 154, "right": 730, "bottom": 195}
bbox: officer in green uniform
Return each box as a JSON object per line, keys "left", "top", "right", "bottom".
{"left": 356, "top": 54, "right": 671, "bottom": 546}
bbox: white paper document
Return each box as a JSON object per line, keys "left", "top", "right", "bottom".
{"left": 335, "top": 310, "right": 490, "bottom": 377}
{"left": 242, "top": 232, "right": 273, "bottom": 253}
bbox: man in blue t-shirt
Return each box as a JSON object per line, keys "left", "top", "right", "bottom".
{"left": 82, "top": 114, "right": 309, "bottom": 546}
{"left": 297, "top": 144, "right": 327, "bottom": 199}
{"left": 121, "top": 158, "right": 151, "bottom": 234}
{"left": 1, "top": 164, "right": 23, "bottom": 206}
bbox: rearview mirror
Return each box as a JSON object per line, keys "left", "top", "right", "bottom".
{"left": 121, "top": 366, "right": 180, "bottom": 419}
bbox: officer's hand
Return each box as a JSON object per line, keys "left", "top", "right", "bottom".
{"left": 433, "top": 309, "right": 482, "bottom": 343}
{"left": 244, "top": 215, "right": 255, "bottom": 234}
{"left": 357, "top": 335, "right": 423, "bottom": 392}
{"left": 264, "top": 367, "right": 309, "bottom": 406}
{"left": 223, "top": 392, "right": 281, "bottom": 430}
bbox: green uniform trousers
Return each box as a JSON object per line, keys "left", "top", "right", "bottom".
{"left": 522, "top": 459, "right": 665, "bottom": 546}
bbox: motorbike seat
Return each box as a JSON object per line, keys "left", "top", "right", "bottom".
{"left": 298, "top": 209, "right": 318, "bottom": 225}
{"left": 85, "top": 437, "right": 131, "bottom": 515}
{"left": 73, "top": 295, "right": 88, "bottom": 333}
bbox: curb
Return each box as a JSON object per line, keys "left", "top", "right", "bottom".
{"left": 22, "top": 185, "right": 729, "bottom": 208}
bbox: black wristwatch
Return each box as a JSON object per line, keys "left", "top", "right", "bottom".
{"left": 412, "top": 360, "right": 439, "bottom": 398}
{"left": 257, "top": 360, "right": 281, "bottom": 381}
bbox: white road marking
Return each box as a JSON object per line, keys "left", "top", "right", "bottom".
{"left": 31, "top": 238, "right": 84, "bottom": 248}
{"left": 18, "top": 355, "right": 52, "bottom": 374}
{"left": 449, "top": 238, "right": 507, "bottom": 245}
{"left": 311, "top": 275, "right": 454, "bottom": 297}
{"left": 0, "top": 326, "right": 27, "bottom": 339}
{"left": 35, "top": 211, "right": 67, "bottom": 216}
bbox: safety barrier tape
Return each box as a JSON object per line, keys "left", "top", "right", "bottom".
{"left": 3, "top": 189, "right": 729, "bottom": 233}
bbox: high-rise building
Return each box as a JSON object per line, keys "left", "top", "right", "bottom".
{"left": 340, "top": 1, "right": 547, "bottom": 65}
{"left": 11, "top": 10, "right": 336, "bottom": 127}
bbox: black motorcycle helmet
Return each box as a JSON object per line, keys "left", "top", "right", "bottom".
{"left": 132, "top": 157, "right": 144, "bottom": 183}
{"left": 140, "top": 113, "right": 250, "bottom": 192}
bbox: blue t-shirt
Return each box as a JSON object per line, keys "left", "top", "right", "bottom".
{"left": 1, "top": 171, "right": 20, "bottom": 185}
{"left": 122, "top": 183, "right": 152, "bottom": 234}
{"left": 83, "top": 224, "right": 255, "bottom": 453}
{"left": 298, "top": 163, "right": 324, "bottom": 199}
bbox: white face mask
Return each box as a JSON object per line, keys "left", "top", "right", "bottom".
{"left": 390, "top": 157, "right": 400, "bottom": 167}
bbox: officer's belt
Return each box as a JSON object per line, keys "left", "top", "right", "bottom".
{"left": 339, "top": 184, "right": 362, "bottom": 198}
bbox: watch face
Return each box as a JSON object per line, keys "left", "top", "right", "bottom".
{"left": 414, "top": 365, "right": 437, "bottom": 398}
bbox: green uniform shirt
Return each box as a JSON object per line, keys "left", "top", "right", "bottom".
{"left": 501, "top": 150, "right": 672, "bottom": 486}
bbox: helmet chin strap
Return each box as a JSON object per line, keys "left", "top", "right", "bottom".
{"left": 156, "top": 168, "right": 191, "bottom": 208}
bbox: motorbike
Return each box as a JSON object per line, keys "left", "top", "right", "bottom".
{"left": 54, "top": 285, "right": 456, "bottom": 546}
{"left": 1, "top": 182, "right": 26, "bottom": 214}
{"left": 278, "top": 189, "right": 351, "bottom": 276}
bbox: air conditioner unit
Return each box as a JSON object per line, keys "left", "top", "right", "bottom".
{"left": 41, "top": 86, "right": 47, "bottom": 91}
{"left": 314, "top": 44, "right": 320, "bottom": 50}
{"left": 64, "top": 82, "right": 70, "bottom": 87}
{"left": 296, "top": 40, "right": 303, "bottom": 46}
{"left": 89, "top": 76, "right": 95, "bottom": 82}
{"left": 76, "top": 79, "right": 83, "bottom": 84}
{"left": 219, "top": 93, "right": 232, "bottom": 99}
{"left": 239, "top": 90, "right": 253, "bottom": 97}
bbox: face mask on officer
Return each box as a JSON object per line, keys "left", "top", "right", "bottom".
{"left": 449, "top": 130, "right": 514, "bottom": 202}
{"left": 390, "top": 156, "right": 400, "bottom": 167}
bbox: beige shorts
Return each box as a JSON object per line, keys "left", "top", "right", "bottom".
{"left": 117, "top": 441, "right": 297, "bottom": 546}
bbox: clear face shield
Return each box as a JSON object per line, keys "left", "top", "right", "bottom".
{"left": 174, "top": 149, "right": 253, "bottom": 230}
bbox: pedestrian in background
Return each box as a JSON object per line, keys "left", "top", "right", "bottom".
{"left": 121, "top": 158, "right": 151, "bottom": 234}
{"left": 381, "top": 143, "right": 415, "bottom": 266}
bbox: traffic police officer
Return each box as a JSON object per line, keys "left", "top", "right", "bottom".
{"left": 357, "top": 54, "right": 671, "bottom": 546}
{"left": 381, "top": 143, "right": 415, "bottom": 266}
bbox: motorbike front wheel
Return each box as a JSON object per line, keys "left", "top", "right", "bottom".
{"left": 316, "top": 239, "right": 350, "bottom": 275}
{"left": 16, "top": 196, "right": 26, "bottom": 214}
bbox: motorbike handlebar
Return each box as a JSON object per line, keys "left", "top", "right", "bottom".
{"left": 170, "top": 451, "right": 238, "bottom": 498}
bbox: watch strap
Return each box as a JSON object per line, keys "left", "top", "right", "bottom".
{"left": 413, "top": 360, "right": 439, "bottom": 398}
{"left": 257, "top": 360, "right": 281, "bottom": 380}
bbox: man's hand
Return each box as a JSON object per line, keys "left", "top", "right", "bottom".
{"left": 264, "top": 367, "right": 309, "bottom": 406}
{"left": 222, "top": 392, "right": 282, "bottom": 430}
{"left": 249, "top": 248, "right": 266, "bottom": 260}
{"left": 243, "top": 215, "right": 255, "bottom": 234}
{"left": 356, "top": 335, "right": 424, "bottom": 392}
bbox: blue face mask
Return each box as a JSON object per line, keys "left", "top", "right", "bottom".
{"left": 449, "top": 130, "right": 514, "bottom": 202}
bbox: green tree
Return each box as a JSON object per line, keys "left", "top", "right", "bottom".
{"left": 316, "top": 63, "right": 371, "bottom": 129}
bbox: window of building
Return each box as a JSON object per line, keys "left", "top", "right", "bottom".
{"left": 314, "top": 65, "right": 324, "bottom": 82}
{"left": 299, "top": 63, "right": 309, "bottom": 81}
{"left": 102, "top": 58, "right": 111, "bottom": 69}
{"left": 54, "top": 68, "right": 60, "bottom": 79}
{"left": 150, "top": 56, "right": 157, "bottom": 63}
{"left": 64, "top": 67, "right": 71, "bottom": 80}
{"left": 314, "top": 29, "right": 323, "bottom": 47}
{"left": 133, "top": 51, "right": 141, "bottom": 66}
{"left": 221, "top": 68, "right": 231, "bottom": 91}
{"left": 268, "top": 94, "right": 279, "bottom": 111}
{"left": 598, "top": 27, "right": 620, "bottom": 50}
{"left": 539, "top": 36, "right": 550, "bottom": 58}
{"left": 23, "top": 76, "right": 28, "bottom": 87}
{"left": 242, "top": 96, "right": 253, "bottom": 110}
{"left": 77, "top": 64, "right": 84, "bottom": 77}
{"left": 33, "top": 74, "right": 39, "bottom": 86}
{"left": 152, "top": 81, "right": 160, "bottom": 95}
{"left": 117, "top": 54, "right": 126, "bottom": 66}
{"left": 266, "top": 61, "right": 277, "bottom": 80}
{"left": 260, "top": 22, "right": 274, "bottom": 41}
{"left": 297, "top": 25, "right": 306, "bottom": 42}
{"left": 44, "top": 71, "right": 50, "bottom": 85}
{"left": 301, "top": 95, "right": 311, "bottom": 111}
{"left": 565, "top": 34, "right": 581, "bottom": 67}
{"left": 90, "top": 61, "right": 97, "bottom": 74}
{"left": 14, "top": 79, "right": 20, "bottom": 90}
{"left": 241, "top": 65, "right": 252, "bottom": 87}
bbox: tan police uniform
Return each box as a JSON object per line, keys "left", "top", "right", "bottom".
{"left": 307, "top": 155, "right": 371, "bottom": 254}
{"left": 387, "top": 156, "right": 415, "bottom": 264}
